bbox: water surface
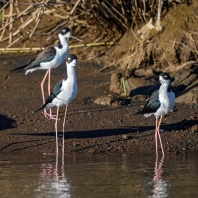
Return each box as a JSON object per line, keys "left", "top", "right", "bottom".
{"left": 0, "top": 152, "right": 197, "bottom": 198}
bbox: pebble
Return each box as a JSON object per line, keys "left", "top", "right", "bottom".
{"left": 122, "top": 134, "right": 128, "bottom": 140}
{"left": 191, "top": 124, "right": 198, "bottom": 133}
{"left": 87, "top": 149, "right": 95, "bottom": 154}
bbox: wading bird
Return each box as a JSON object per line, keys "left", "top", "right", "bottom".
{"left": 135, "top": 73, "right": 175, "bottom": 157}
{"left": 11, "top": 27, "right": 82, "bottom": 119}
{"left": 35, "top": 54, "right": 81, "bottom": 154}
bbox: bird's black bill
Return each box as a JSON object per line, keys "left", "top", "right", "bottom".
{"left": 34, "top": 106, "right": 45, "bottom": 114}
{"left": 10, "top": 58, "right": 35, "bottom": 72}
{"left": 147, "top": 81, "right": 160, "bottom": 92}
{"left": 70, "top": 35, "right": 83, "bottom": 42}
{"left": 77, "top": 64, "right": 83, "bottom": 70}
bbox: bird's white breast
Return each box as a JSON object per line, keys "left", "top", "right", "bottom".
{"left": 155, "top": 91, "right": 175, "bottom": 117}
{"left": 52, "top": 77, "right": 77, "bottom": 107}
{"left": 40, "top": 45, "right": 68, "bottom": 69}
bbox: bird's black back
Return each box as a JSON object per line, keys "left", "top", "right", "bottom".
{"left": 34, "top": 79, "right": 65, "bottom": 113}
{"left": 44, "top": 79, "right": 63, "bottom": 106}
{"left": 26, "top": 46, "right": 57, "bottom": 70}
{"left": 135, "top": 90, "right": 160, "bottom": 115}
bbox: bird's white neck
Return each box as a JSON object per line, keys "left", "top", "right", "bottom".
{"left": 159, "top": 81, "right": 170, "bottom": 98}
{"left": 66, "top": 65, "right": 76, "bottom": 80}
{"left": 58, "top": 34, "right": 69, "bottom": 50}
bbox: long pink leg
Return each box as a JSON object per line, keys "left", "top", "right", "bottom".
{"left": 155, "top": 117, "right": 159, "bottom": 158}
{"left": 40, "top": 69, "right": 56, "bottom": 120}
{"left": 47, "top": 69, "right": 51, "bottom": 95}
{"left": 54, "top": 150, "right": 58, "bottom": 179}
{"left": 48, "top": 69, "right": 56, "bottom": 119}
{"left": 41, "top": 70, "right": 49, "bottom": 118}
{"left": 55, "top": 106, "right": 59, "bottom": 154}
{"left": 62, "top": 105, "right": 68, "bottom": 154}
{"left": 157, "top": 116, "right": 164, "bottom": 156}
{"left": 154, "top": 155, "right": 164, "bottom": 181}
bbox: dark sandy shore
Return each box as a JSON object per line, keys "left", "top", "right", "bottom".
{"left": 0, "top": 54, "right": 198, "bottom": 154}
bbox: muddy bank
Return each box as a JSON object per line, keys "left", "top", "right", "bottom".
{"left": 0, "top": 55, "right": 197, "bottom": 155}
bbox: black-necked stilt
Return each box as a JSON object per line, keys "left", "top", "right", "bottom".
{"left": 11, "top": 27, "right": 82, "bottom": 119}
{"left": 135, "top": 72, "right": 175, "bottom": 157}
{"left": 35, "top": 54, "right": 81, "bottom": 153}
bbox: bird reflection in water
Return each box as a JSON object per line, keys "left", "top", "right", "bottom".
{"left": 150, "top": 155, "right": 169, "bottom": 198}
{"left": 35, "top": 145, "right": 73, "bottom": 197}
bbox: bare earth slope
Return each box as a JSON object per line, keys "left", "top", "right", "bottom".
{"left": 0, "top": 54, "right": 197, "bottom": 154}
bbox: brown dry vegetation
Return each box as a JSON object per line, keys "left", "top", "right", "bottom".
{"left": 0, "top": 1, "right": 198, "bottom": 154}
{"left": 0, "top": 0, "right": 198, "bottom": 100}
{"left": 0, "top": 1, "right": 191, "bottom": 49}
{"left": 102, "top": 1, "right": 198, "bottom": 101}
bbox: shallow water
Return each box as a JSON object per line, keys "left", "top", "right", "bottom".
{"left": 0, "top": 152, "right": 198, "bottom": 198}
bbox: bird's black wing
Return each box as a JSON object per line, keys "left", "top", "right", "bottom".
{"left": 34, "top": 79, "right": 63, "bottom": 112}
{"left": 11, "top": 46, "right": 57, "bottom": 72}
{"left": 45, "top": 79, "right": 63, "bottom": 105}
{"left": 10, "top": 58, "right": 36, "bottom": 72}
{"left": 135, "top": 90, "right": 161, "bottom": 115}
{"left": 25, "top": 46, "right": 57, "bottom": 70}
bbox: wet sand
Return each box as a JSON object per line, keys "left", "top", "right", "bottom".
{"left": 0, "top": 54, "right": 198, "bottom": 154}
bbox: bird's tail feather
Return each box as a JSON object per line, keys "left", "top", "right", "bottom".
{"left": 10, "top": 58, "right": 35, "bottom": 72}
{"left": 133, "top": 110, "right": 143, "bottom": 115}
{"left": 10, "top": 65, "right": 27, "bottom": 72}
{"left": 34, "top": 105, "right": 45, "bottom": 113}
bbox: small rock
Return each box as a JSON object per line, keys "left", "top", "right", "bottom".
{"left": 190, "top": 115, "right": 197, "bottom": 120}
{"left": 73, "top": 142, "right": 80, "bottom": 147}
{"left": 134, "top": 68, "right": 146, "bottom": 77}
{"left": 122, "top": 134, "right": 128, "bottom": 140}
{"left": 87, "top": 112, "right": 92, "bottom": 117}
{"left": 93, "top": 95, "right": 113, "bottom": 106}
{"left": 191, "top": 124, "right": 198, "bottom": 133}
{"left": 111, "top": 101, "right": 119, "bottom": 106}
{"left": 87, "top": 149, "right": 95, "bottom": 154}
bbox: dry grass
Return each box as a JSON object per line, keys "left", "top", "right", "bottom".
{"left": 108, "top": 22, "right": 198, "bottom": 74}
{"left": 0, "top": 0, "right": 189, "bottom": 50}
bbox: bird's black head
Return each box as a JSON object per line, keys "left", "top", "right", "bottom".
{"left": 159, "top": 72, "right": 171, "bottom": 80}
{"left": 59, "top": 27, "right": 71, "bottom": 35}
{"left": 67, "top": 54, "right": 78, "bottom": 63}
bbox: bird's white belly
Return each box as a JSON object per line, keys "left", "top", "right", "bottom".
{"left": 155, "top": 92, "right": 175, "bottom": 116}
{"left": 40, "top": 47, "right": 68, "bottom": 69}
{"left": 52, "top": 81, "right": 77, "bottom": 107}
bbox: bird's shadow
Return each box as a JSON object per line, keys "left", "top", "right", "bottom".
{"left": 174, "top": 81, "right": 198, "bottom": 97}
{"left": 130, "top": 85, "right": 156, "bottom": 98}
{"left": 2, "top": 118, "right": 196, "bottom": 152}
{"left": 0, "top": 114, "right": 16, "bottom": 131}
{"left": 14, "top": 118, "right": 197, "bottom": 140}
{"left": 129, "top": 82, "right": 198, "bottom": 100}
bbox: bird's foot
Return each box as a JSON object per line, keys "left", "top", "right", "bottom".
{"left": 48, "top": 114, "right": 56, "bottom": 120}
{"left": 44, "top": 110, "right": 56, "bottom": 120}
